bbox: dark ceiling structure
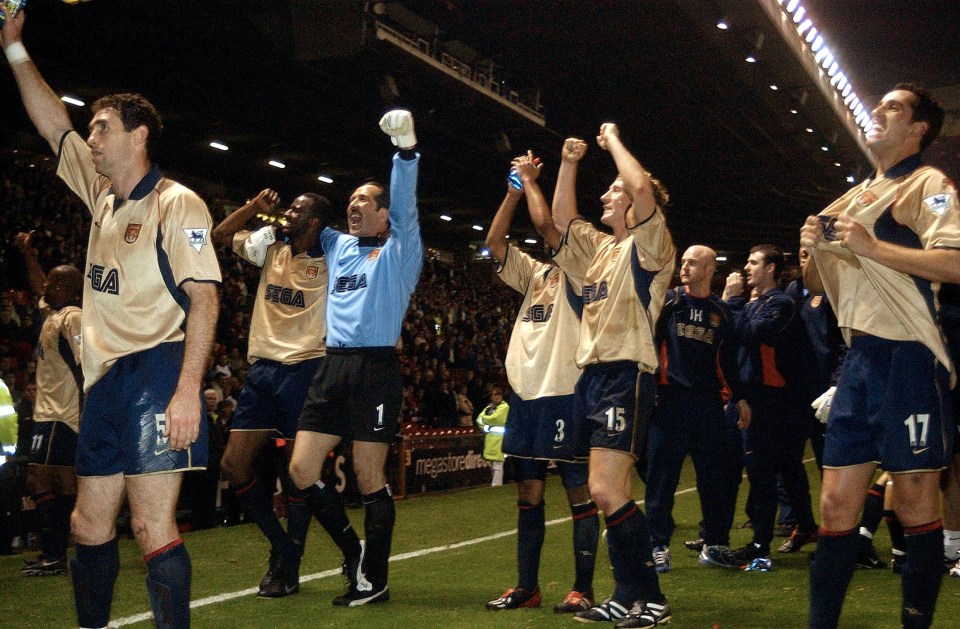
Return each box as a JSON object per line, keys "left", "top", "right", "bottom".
{"left": 2, "top": 0, "right": 957, "bottom": 265}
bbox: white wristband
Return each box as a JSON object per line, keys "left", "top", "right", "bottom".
{"left": 4, "top": 42, "right": 30, "bottom": 66}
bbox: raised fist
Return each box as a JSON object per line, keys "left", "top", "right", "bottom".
{"left": 379, "top": 109, "right": 417, "bottom": 149}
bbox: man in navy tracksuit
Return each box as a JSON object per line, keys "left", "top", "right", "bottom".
{"left": 644, "top": 245, "right": 743, "bottom": 572}
{"left": 704, "top": 244, "right": 816, "bottom": 567}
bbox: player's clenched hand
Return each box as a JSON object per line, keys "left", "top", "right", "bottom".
{"left": 0, "top": 4, "right": 26, "bottom": 48}
{"left": 164, "top": 388, "right": 201, "bottom": 451}
{"left": 735, "top": 399, "right": 752, "bottom": 430}
{"left": 597, "top": 123, "right": 619, "bottom": 151}
{"left": 512, "top": 151, "right": 542, "bottom": 184}
{"left": 562, "top": 138, "right": 587, "bottom": 163}
{"left": 833, "top": 214, "right": 874, "bottom": 256}
{"left": 722, "top": 272, "right": 744, "bottom": 300}
{"left": 253, "top": 188, "right": 279, "bottom": 212}
{"left": 379, "top": 109, "right": 417, "bottom": 149}
{"left": 799, "top": 215, "right": 823, "bottom": 250}
{"left": 14, "top": 231, "right": 36, "bottom": 257}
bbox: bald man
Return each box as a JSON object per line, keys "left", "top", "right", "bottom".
{"left": 16, "top": 233, "right": 84, "bottom": 577}
{"left": 644, "top": 245, "right": 744, "bottom": 572}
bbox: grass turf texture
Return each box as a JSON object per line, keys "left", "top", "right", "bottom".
{"left": 2, "top": 453, "right": 957, "bottom": 628}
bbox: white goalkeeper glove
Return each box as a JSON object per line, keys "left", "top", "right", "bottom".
{"left": 811, "top": 386, "right": 837, "bottom": 423}
{"left": 379, "top": 109, "right": 417, "bottom": 149}
{"left": 243, "top": 225, "right": 276, "bottom": 267}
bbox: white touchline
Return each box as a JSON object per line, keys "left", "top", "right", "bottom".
{"left": 111, "top": 457, "right": 816, "bottom": 626}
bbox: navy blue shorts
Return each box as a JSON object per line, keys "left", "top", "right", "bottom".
{"left": 574, "top": 361, "right": 654, "bottom": 459}
{"left": 502, "top": 393, "right": 588, "bottom": 462}
{"left": 824, "top": 336, "right": 953, "bottom": 472}
{"left": 232, "top": 357, "right": 322, "bottom": 438}
{"left": 78, "top": 342, "right": 208, "bottom": 476}
{"left": 514, "top": 457, "right": 589, "bottom": 489}
{"left": 29, "top": 421, "right": 77, "bottom": 467}
{"left": 298, "top": 348, "right": 400, "bottom": 444}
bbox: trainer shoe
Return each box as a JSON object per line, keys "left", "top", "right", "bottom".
{"left": 682, "top": 538, "right": 705, "bottom": 552}
{"left": 949, "top": 558, "right": 960, "bottom": 578}
{"left": 257, "top": 546, "right": 300, "bottom": 598}
{"left": 21, "top": 554, "right": 44, "bottom": 567}
{"left": 332, "top": 584, "right": 389, "bottom": 607}
{"left": 485, "top": 587, "right": 541, "bottom": 610}
{"left": 854, "top": 544, "right": 884, "bottom": 569}
{"left": 778, "top": 528, "right": 818, "bottom": 553}
{"left": 20, "top": 557, "right": 66, "bottom": 576}
{"left": 574, "top": 598, "right": 631, "bottom": 623}
{"left": 652, "top": 545, "right": 672, "bottom": 573}
{"left": 554, "top": 590, "right": 594, "bottom": 613}
{"left": 615, "top": 600, "right": 673, "bottom": 628}
{"left": 699, "top": 545, "right": 738, "bottom": 568}
{"left": 258, "top": 548, "right": 282, "bottom": 593}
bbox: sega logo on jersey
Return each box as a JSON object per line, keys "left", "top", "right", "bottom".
{"left": 264, "top": 284, "right": 306, "bottom": 308}
{"left": 183, "top": 228, "right": 209, "bottom": 253}
{"left": 87, "top": 263, "right": 120, "bottom": 295}
{"left": 582, "top": 281, "right": 608, "bottom": 305}
{"left": 923, "top": 192, "right": 952, "bottom": 217}
{"left": 522, "top": 304, "right": 554, "bottom": 323}
{"left": 332, "top": 273, "right": 368, "bottom": 293}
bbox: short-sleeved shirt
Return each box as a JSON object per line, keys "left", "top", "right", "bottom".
{"left": 811, "top": 154, "right": 960, "bottom": 372}
{"left": 231, "top": 231, "right": 327, "bottom": 364}
{"left": 553, "top": 211, "right": 676, "bottom": 372}
{"left": 34, "top": 304, "right": 83, "bottom": 431}
{"left": 497, "top": 245, "right": 583, "bottom": 400}
{"left": 56, "top": 131, "right": 222, "bottom": 388}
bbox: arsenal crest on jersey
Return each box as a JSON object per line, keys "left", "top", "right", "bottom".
{"left": 810, "top": 295, "right": 823, "bottom": 308}
{"left": 856, "top": 191, "right": 878, "bottom": 208}
{"left": 124, "top": 223, "right": 142, "bottom": 244}
{"left": 710, "top": 313, "right": 720, "bottom": 328}
{"left": 306, "top": 265, "right": 319, "bottom": 279}
{"left": 367, "top": 248, "right": 381, "bottom": 262}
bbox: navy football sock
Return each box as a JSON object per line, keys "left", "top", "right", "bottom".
{"left": 300, "top": 482, "right": 361, "bottom": 560}
{"left": 808, "top": 527, "right": 858, "bottom": 628}
{"left": 72, "top": 537, "right": 119, "bottom": 629}
{"left": 901, "top": 522, "right": 944, "bottom": 629}
{"left": 606, "top": 502, "right": 662, "bottom": 604}
{"left": 145, "top": 539, "right": 191, "bottom": 629}
{"left": 859, "top": 483, "right": 886, "bottom": 535}
{"left": 885, "top": 510, "right": 906, "bottom": 554}
{"left": 363, "top": 486, "right": 395, "bottom": 589}
{"left": 516, "top": 500, "right": 545, "bottom": 591}
{"left": 32, "top": 492, "right": 58, "bottom": 559}
{"left": 231, "top": 476, "right": 288, "bottom": 551}
{"left": 571, "top": 500, "right": 599, "bottom": 594}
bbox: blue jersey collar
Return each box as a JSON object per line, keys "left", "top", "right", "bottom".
{"left": 883, "top": 153, "right": 922, "bottom": 180}
{"left": 111, "top": 164, "right": 162, "bottom": 209}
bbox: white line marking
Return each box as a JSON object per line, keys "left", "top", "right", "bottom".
{"left": 111, "top": 457, "right": 817, "bottom": 626}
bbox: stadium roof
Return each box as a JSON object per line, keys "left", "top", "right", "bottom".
{"left": 2, "top": 0, "right": 957, "bottom": 262}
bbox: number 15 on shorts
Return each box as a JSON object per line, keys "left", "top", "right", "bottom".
{"left": 605, "top": 406, "right": 626, "bottom": 433}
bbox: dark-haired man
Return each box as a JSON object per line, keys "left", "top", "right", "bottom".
{"left": 3, "top": 10, "right": 220, "bottom": 629}
{"left": 289, "top": 110, "right": 422, "bottom": 607}
{"left": 802, "top": 83, "right": 960, "bottom": 629}
{"left": 212, "top": 188, "right": 337, "bottom": 598}
{"left": 705, "top": 245, "right": 817, "bottom": 568}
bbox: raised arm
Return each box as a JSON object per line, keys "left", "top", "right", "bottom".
{"left": 597, "top": 123, "right": 656, "bottom": 225}
{"left": 1, "top": 10, "right": 74, "bottom": 153}
{"left": 552, "top": 138, "right": 587, "bottom": 234}
{"left": 14, "top": 231, "right": 46, "bottom": 297}
{"left": 211, "top": 188, "right": 278, "bottom": 246}
{"left": 516, "top": 152, "right": 562, "bottom": 253}
{"left": 485, "top": 172, "right": 524, "bottom": 266}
